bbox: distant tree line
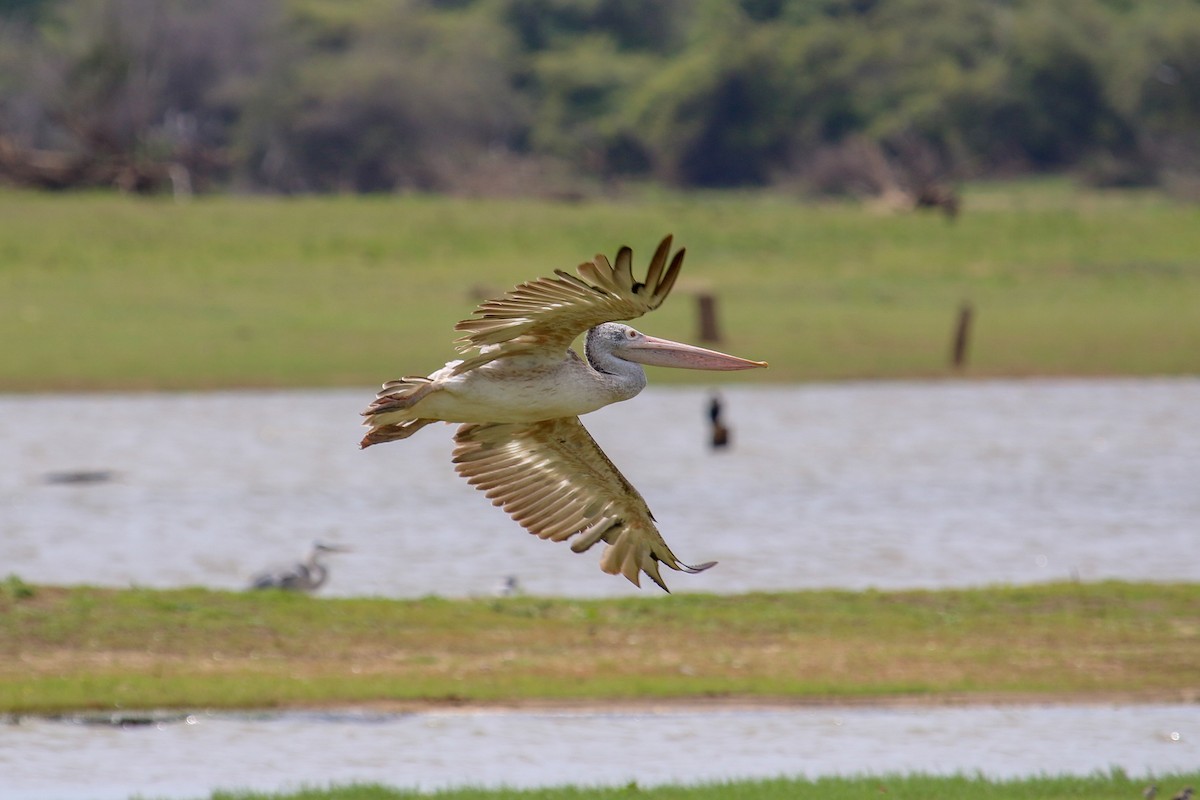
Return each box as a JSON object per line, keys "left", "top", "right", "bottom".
{"left": 1, "top": 0, "right": 1198, "bottom": 198}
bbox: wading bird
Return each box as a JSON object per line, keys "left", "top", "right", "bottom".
{"left": 708, "top": 393, "right": 730, "bottom": 449}
{"left": 360, "top": 235, "right": 766, "bottom": 591}
{"left": 250, "top": 542, "right": 350, "bottom": 593}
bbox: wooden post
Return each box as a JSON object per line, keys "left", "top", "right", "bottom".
{"left": 951, "top": 301, "right": 973, "bottom": 370}
{"left": 697, "top": 292, "right": 721, "bottom": 342}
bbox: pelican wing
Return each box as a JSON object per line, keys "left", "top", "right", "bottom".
{"left": 451, "top": 417, "right": 715, "bottom": 591}
{"left": 450, "top": 235, "right": 685, "bottom": 373}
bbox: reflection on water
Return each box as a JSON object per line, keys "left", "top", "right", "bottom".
{"left": 0, "top": 378, "right": 1197, "bottom": 597}
{"left": 2, "top": 703, "right": 1196, "bottom": 800}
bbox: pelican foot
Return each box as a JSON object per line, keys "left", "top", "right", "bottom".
{"left": 359, "top": 418, "right": 436, "bottom": 448}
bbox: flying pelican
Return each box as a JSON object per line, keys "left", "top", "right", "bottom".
{"left": 360, "top": 235, "right": 766, "bottom": 591}
{"left": 250, "top": 542, "right": 351, "bottom": 593}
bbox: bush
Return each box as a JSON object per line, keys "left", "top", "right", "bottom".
{"left": 2, "top": 0, "right": 1199, "bottom": 194}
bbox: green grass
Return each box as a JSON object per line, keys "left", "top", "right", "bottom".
{"left": 1, "top": 183, "right": 1198, "bottom": 391}
{"left": 3, "top": 581, "right": 1196, "bottom": 714}
{"left": 209, "top": 772, "right": 1200, "bottom": 800}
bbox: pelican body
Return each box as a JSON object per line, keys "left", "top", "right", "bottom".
{"left": 361, "top": 236, "right": 766, "bottom": 591}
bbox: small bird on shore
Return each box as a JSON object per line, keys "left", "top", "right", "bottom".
{"left": 250, "top": 542, "right": 350, "bottom": 593}
{"left": 360, "top": 235, "right": 766, "bottom": 590}
{"left": 494, "top": 575, "right": 523, "bottom": 597}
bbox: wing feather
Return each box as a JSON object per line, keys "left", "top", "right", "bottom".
{"left": 450, "top": 236, "right": 685, "bottom": 374}
{"left": 452, "top": 418, "right": 715, "bottom": 591}
{"left": 641, "top": 236, "right": 670, "bottom": 292}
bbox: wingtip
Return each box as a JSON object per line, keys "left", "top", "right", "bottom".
{"left": 643, "top": 558, "right": 716, "bottom": 592}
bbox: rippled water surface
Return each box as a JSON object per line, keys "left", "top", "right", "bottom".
{"left": 3, "top": 703, "right": 1196, "bottom": 800}
{"left": 1, "top": 378, "right": 1197, "bottom": 597}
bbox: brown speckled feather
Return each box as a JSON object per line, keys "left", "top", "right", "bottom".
{"left": 451, "top": 417, "right": 715, "bottom": 591}
{"left": 450, "top": 235, "right": 684, "bottom": 374}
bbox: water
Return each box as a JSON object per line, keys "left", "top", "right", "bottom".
{"left": 1, "top": 378, "right": 1197, "bottom": 597}
{"left": 2, "top": 703, "right": 1195, "bottom": 799}
{"left": 2, "top": 378, "right": 1198, "bottom": 799}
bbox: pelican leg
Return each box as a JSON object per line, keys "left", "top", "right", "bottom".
{"left": 365, "top": 377, "right": 438, "bottom": 415}
{"left": 360, "top": 418, "right": 436, "bottom": 448}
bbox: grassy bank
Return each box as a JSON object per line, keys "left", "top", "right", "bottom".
{"left": 210, "top": 773, "right": 1200, "bottom": 800}
{"left": 1, "top": 182, "right": 1198, "bottom": 391}
{"left": 2, "top": 580, "right": 1196, "bottom": 714}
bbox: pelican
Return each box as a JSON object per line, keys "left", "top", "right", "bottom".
{"left": 250, "top": 542, "right": 351, "bottom": 593}
{"left": 360, "top": 235, "right": 766, "bottom": 591}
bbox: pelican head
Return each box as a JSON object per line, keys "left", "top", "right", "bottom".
{"left": 588, "top": 322, "right": 767, "bottom": 372}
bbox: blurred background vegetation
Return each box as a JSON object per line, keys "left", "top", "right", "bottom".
{"left": 1, "top": 0, "right": 1198, "bottom": 200}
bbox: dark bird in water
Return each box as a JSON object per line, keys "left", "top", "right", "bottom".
{"left": 359, "top": 235, "right": 766, "bottom": 591}
{"left": 708, "top": 393, "right": 730, "bottom": 449}
{"left": 250, "top": 542, "right": 350, "bottom": 593}
{"left": 495, "top": 575, "right": 523, "bottom": 597}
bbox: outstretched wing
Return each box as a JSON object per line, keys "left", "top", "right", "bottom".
{"left": 451, "top": 417, "right": 715, "bottom": 591}
{"left": 450, "top": 235, "right": 684, "bottom": 373}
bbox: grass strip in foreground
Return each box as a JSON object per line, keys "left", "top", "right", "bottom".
{"left": 2, "top": 580, "right": 1196, "bottom": 714}
{"left": 210, "top": 772, "right": 1200, "bottom": 800}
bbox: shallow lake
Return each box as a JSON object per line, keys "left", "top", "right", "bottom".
{"left": 3, "top": 378, "right": 1198, "bottom": 799}
{"left": 1, "top": 377, "right": 1198, "bottom": 597}
{"left": 2, "top": 703, "right": 1196, "bottom": 800}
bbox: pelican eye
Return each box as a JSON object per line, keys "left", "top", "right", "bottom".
{"left": 626, "top": 328, "right": 638, "bottom": 339}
